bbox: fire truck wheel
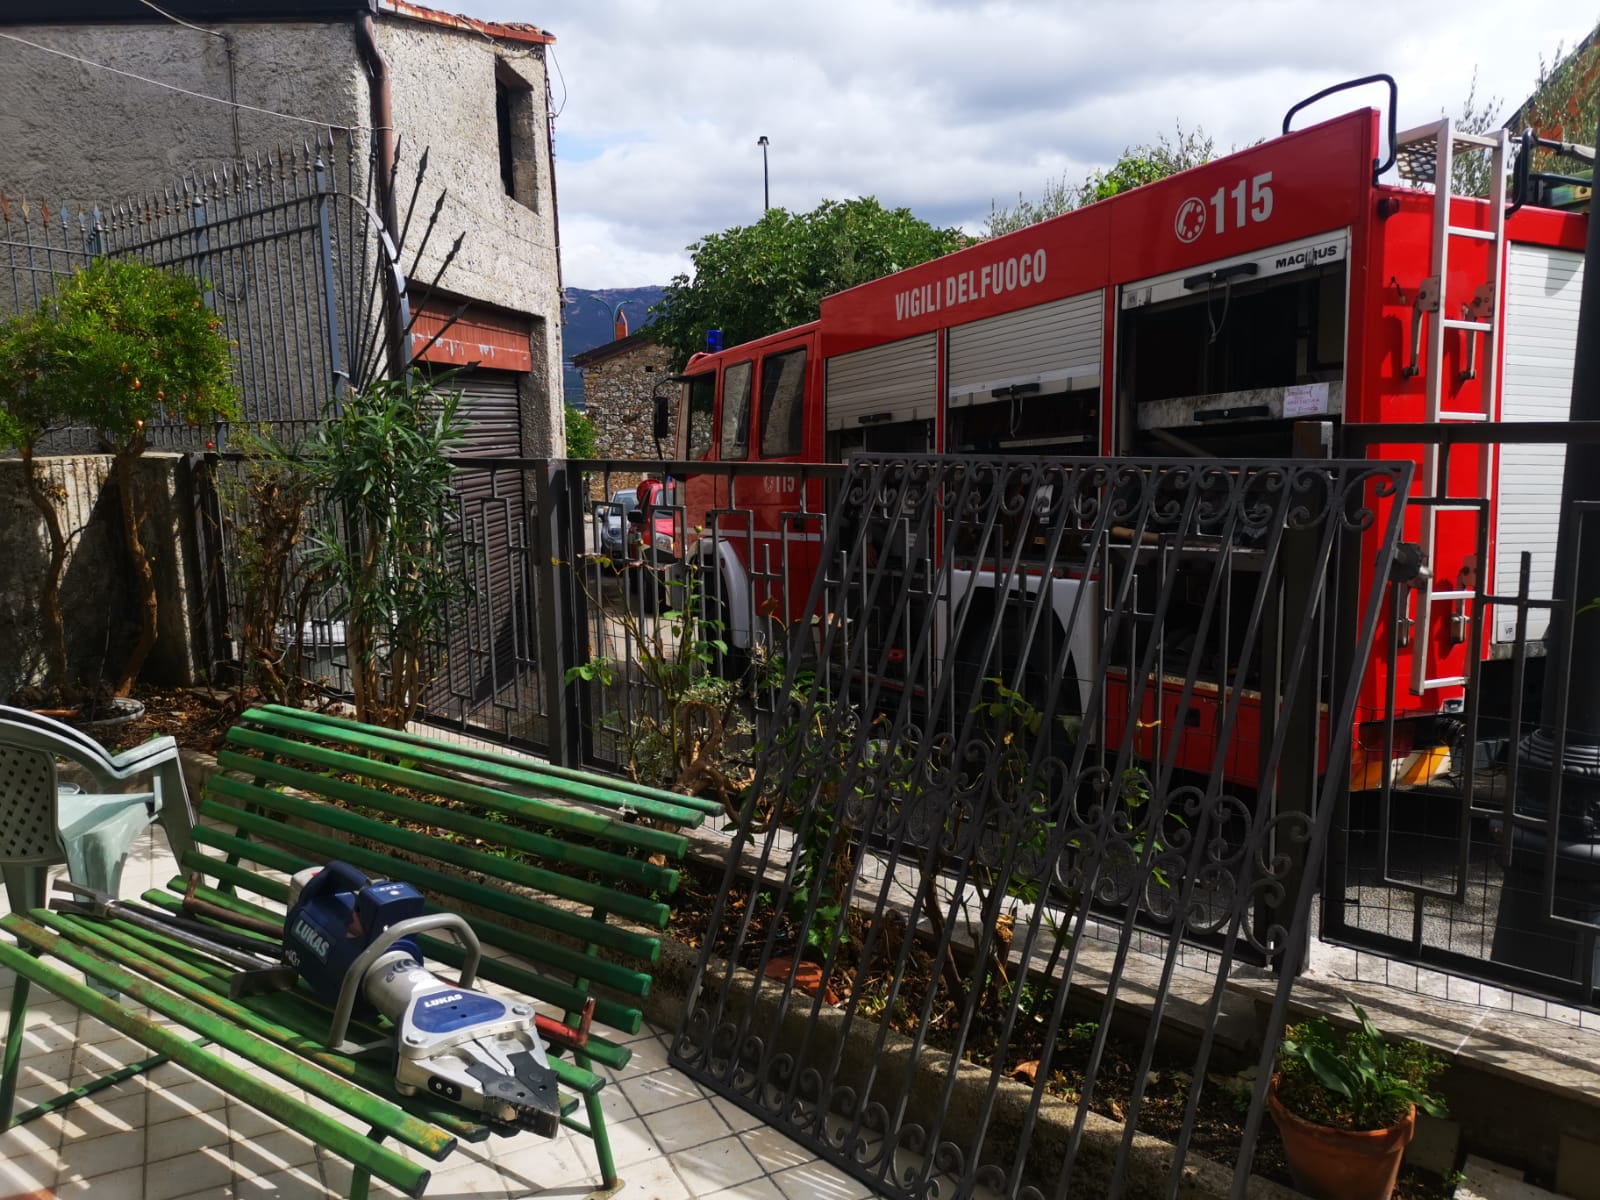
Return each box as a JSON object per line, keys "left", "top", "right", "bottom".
{"left": 700, "top": 571, "right": 749, "bottom": 683}
{"left": 953, "top": 606, "right": 1080, "bottom": 766}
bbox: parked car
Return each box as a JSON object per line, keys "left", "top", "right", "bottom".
{"left": 624, "top": 477, "right": 679, "bottom": 610}
{"left": 596, "top": 487, "right": 639, "bottom": 563}
{"left": 626, "top": 478, "right": 679, "bottom": 568}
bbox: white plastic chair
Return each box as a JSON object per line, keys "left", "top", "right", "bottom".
{"left": 0, "top": 705, "right": 196, "bottom": 915}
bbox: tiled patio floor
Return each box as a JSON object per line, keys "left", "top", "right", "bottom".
{"left": 0, "top": 826, "right": 871, "bottom": 1200}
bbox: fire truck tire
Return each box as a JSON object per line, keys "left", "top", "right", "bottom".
{"left": 701, "top": 570, "right": 750, "bottom": 682}
{"left": 952, "top": 602, "right": 1080, "bottom": 762}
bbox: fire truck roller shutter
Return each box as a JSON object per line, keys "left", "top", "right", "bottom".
{"left": 825, "top": 332, "right": 938, "bottom": 432}
{"left": 946, "top": 291, "right": 1104, "bottom": 406}
{"left": 1494, "top": 244, "right": 1585, "bottom": 644}
{"left": 445, "top": 368, "right": 526, "bottom": 705}
{"left": 1121, "top": 231, "right": 1350, "bottom": 435}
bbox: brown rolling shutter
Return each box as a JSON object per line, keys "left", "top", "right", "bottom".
{"left": 440, "top": 369, "right": 527, "bottom": 714}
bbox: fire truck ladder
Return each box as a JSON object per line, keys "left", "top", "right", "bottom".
{"left": 1393, "top": 117, "right": 1509, "bottom": 694}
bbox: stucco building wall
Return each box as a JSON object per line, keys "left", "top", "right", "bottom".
{"left": 376, "top": 20, "right": 565, "bottom": 455}
{"left": 0, "top": 11, "right": 565, "bottom": 454}
{"left": 0, "top": 22, "right": 366, "bottom": 205}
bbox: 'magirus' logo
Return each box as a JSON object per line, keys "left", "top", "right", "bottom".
{"left": 291, "top": 918, "right": 331, "bottom": 961}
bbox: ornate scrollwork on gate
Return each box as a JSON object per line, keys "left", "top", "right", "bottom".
{"left": 674, "top": 454, "right": 1412, "bottom": 1200}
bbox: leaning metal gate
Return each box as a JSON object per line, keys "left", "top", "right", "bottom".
{"left": 670, "top": 454, "right": 1412, "bottom": 1200}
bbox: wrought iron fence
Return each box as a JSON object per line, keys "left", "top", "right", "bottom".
{"left": 669, "top": 453, "right": 1413, "bottom": 1200}
{"left": 1323, "top": 421, "right": 1600, "bottom": 1013}
{"left": 198, "top": 454, "right": 848, "bottom": 774}
{"left": 1, "top": 129, "right": 421, "bottom": 452}
{"left": 198, "top": 420, "right": 1600, "bottom": 1050}
{"left": 568, "top": 459, "right": 844, "bottom": 784}
{"left": 199, "top": 424, "right": 1600, "bottom": 1025}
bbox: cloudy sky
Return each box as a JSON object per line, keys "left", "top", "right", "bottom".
{"left": 462, "top": 0, "right": 1594, "bottom": 289}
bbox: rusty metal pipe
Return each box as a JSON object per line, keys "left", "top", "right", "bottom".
{"left": 356, "top": 10, "right": 407, "bottom": 375}
{"left": 355, "top": 13, "right": 398, "bottom": 240}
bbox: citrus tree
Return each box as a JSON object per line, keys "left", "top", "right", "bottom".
{"left": 47, "top": 257, "right": 238, "bottom": 694}
{"left": 0, "top": 310, "right": 75, "bottom": 693}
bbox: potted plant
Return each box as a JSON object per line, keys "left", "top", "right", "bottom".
{"left": 1268, "top": 999, "right": 1448, "bottom": 1200}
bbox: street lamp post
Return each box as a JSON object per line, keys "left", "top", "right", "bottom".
{"left": 565, "top": 293, "right": 638, "bottom": 341}
{"left": 757, "top": 135, "right": 769, "bottom": 213}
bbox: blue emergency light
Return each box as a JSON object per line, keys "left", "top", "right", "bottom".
{"left": 706, "top": 329, "right": 723, "bottom": 352}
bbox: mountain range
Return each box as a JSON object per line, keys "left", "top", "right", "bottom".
{"left": 562, "top": 285, "right": 665, "bottom": 408}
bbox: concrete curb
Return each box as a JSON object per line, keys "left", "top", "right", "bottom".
{"left": 640, "top": 937, "right": 1300, "bottom": 1200}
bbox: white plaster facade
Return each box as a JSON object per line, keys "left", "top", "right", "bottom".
{"left": 0, "top": 1, "right": 565, "bottom": 454}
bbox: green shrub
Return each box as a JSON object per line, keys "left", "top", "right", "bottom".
{"left": 565, "top": 403, "right": 598, "bottom": 459}
{"left": 302, "top": 373, "right": 464, "bottom": 728}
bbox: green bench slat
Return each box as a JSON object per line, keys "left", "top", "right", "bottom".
{"left": 208, "top": 762, "right": 675, "bottom": 926}
{"left": 158, "top": 872, "right": 289, "bottom": 924}
{"left": 9, "top": 706, "right": 686, "bottom": 1197}
{"left": 188, "top": 828, "right": 302, "bottom": 895}
{"left": 1, "top": 916, "right": 450, "bottom": 1195}
{"left": 246, "top": 703, "right": 725, "bottom": 820}
{"left": 225, "top": 726, "right": 693, "bottom": 860}
{"left": 199, "top": 796, "right": 663, "bottom": 969}
{"left": 215, "top": 745, "right": 682, "bottom": 894}
{"left": 32, "top": 908, "right": 500, "bottom": 1140}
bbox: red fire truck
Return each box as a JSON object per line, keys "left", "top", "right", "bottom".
{"left": 661, "top": 79, "right": 1589, "bottom": 790}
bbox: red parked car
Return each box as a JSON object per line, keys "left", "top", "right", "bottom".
{"left": 624, "top": 477, "right": 680, "bottom": 609}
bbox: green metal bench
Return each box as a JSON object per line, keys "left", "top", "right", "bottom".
{"left": 0, "top": 704, "right": 723, "bottom": 1198}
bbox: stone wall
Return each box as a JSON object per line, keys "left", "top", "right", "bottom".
{"left": 582, "top": 338, "right": 674, "bottom": 458}
{"left": 579, "top": 337, "right": 675, "bottom": 500}
{"left": 0, "top": 454, "right": 208, "bottom": 698}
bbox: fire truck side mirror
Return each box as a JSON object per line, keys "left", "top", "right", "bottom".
{"left": 652, "top": 393, "right": 671, "bottom": 441}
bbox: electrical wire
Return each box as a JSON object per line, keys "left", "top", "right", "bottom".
{"left": 548, "top": 45, "right": 567, "bottom": 118}
{"left": 129, "top": 0, "right": 243, "bottom": 156}
{"left": 0, "top": 31, "right": 369, "bottom": 132}
{"left": 1206, "top": 276, "right": 1233, "bottom": 345}
{"left": 133, "top": 0, "right": 224, "bottom": 38}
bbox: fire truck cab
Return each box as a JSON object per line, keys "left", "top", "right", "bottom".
{"left": 669, "top": 81, "right": 1589, "bottom": 790}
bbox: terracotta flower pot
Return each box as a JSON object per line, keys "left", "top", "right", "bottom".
{"left": 763, "top": 956, "right": 840, "bottom": 1004}
{"left": 1267, "top": 1073, "right": 1416, "bottom": 1200}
